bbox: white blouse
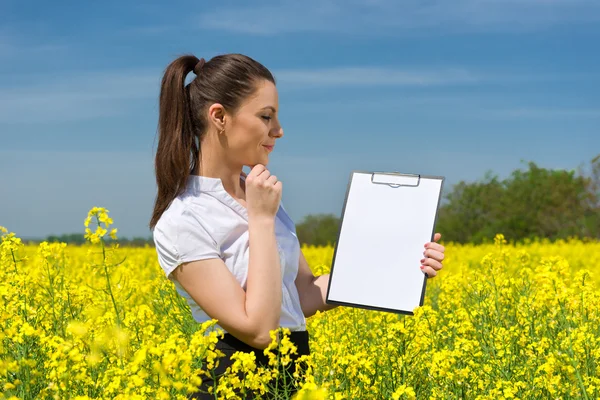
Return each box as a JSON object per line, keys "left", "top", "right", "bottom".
{"left": 152, "top": 173, "right": 307, "bottom": 335}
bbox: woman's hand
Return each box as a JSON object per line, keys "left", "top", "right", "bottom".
{"left": 245, "top": 164, "right": 282, "bottom": 221}
{"left": 420, "top": 232, "right": 445, "bottom": 278}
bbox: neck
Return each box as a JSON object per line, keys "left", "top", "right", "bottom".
{"left": 197, "top": 146, "right": 245, "bottom": 198}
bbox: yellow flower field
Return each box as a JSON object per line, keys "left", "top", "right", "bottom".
{"left": 1, "top": 208, "right": 599, "bottom": 399}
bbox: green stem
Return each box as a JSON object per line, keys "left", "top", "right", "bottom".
{"left": 45, "top": 260, "right": 58, "bottom": 332}
{"left": 10, "top": 249, "right": 28, "bottom": 323}
{"left": 10, "top": 248, "right": 18, "bottom": 273}
{"left": 99, "top": 235, "right": 124, "bottom": 371}
{"left": 101, "top": 239, "right": 121, "bottom": 328}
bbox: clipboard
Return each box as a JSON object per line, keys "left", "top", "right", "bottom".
{"left": 325, "top": 170, "right": 445, "bottom": 315}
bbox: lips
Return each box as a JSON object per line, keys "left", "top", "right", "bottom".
{"left": 263, "top": 145, "right": 274, "bottom": 151}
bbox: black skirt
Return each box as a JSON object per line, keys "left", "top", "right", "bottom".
{"left": 189, "top": 330, "right": 311, "bottom": 399}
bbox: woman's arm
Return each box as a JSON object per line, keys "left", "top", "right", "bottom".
{"left": 294, "top": 249, "right": 338, "bottom": 318}
{"left": 172, "top": 217, "right": 282, "bottom": 349}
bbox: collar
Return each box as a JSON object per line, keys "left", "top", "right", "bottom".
{"left": 185, "top": 173, "right": 246, "bottom": 194}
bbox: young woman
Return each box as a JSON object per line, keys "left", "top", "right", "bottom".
{"left": 149, "top": 53, "right": 446, "bottom": 399}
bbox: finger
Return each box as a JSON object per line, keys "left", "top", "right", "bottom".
{"left": 423, "top": 248, "right": 445, "bottom": 262}
{"left": 424, "top": 242, "right": 445, "bottom": 253}
{"left": 433, "top": 233, "right": 442, "bottom": 242}
{"left": 420, "top": 265, "right": 437, "bottom": 278}
{"left": 248, "top": 164, "right": 266, "bottom": 179}
{"left": 267, "top": 175, "right": 278, "bottom": 184}
{"left": 421, "top": 257, "right": 443, "bottom": 271}
{"left": 257, "top": 168, "right": 271, "bottom": 181}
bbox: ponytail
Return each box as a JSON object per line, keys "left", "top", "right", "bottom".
{"left": 149, "top": 54, "right": 199, "bottom": 230}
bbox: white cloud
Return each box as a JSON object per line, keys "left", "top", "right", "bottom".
{"left": 489, "top": 107, "right": 600, "bottom": 118}
{"left": 274, "top": 67, "right": 481, "bottom": 87}
{"left": 0, "top": 70, "right": 161, "bottom": 123}
{"left": 283, "top": 93, "right": 600, "bottom": 122}
{"left": 197, "top": 0, "right": 600, "bottom": 35}
{"left": 0, "top": 33, "right": 68, "bottom": 60}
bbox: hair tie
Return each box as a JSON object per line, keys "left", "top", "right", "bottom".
{"left": 194, "top": 58, "right": 206, "bottom": 75}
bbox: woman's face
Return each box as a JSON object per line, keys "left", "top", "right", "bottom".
{"left": 221, "top": 79, "right": 283, "bottom": 168}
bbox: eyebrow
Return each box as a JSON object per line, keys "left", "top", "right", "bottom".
{"left": 261, "top": 106, "right": 277, "bottom": 113}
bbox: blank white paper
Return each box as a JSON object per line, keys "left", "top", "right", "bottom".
{"left": 326, "top": 171, "right": 444, "bottom": 314}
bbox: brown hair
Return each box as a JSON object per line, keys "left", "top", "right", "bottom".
{"left": 149, "top": 53, "right": 276, "bottom": 230}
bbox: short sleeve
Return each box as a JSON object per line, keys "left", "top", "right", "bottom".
{"left": 153, "top": 209, "right": 221, "bottom": 280}
{"left": 279, "top": 201, "right": 298, "bottom": 235}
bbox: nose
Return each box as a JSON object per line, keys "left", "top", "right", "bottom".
{"left": 271, "top": 125, "right": 283, "bottom": 138}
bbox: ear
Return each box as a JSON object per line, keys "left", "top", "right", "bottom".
{"left": 207, "top": 103, "right": 226, "bottom": 132}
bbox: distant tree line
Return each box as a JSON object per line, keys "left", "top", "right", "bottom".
{"left": 36, "top": 155, "right": 599, "bottom": 246}
{"left": 436, "top": 156, "right": 599, "bottom": 243}
{"left": 44, "top": 233, "right": 153, "bottom": 247}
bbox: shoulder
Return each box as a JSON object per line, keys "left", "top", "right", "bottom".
{"left": 152, "top": 198, "right": 220, "bottom": 278}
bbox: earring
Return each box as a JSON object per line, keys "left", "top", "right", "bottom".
{"left": 219, "top": 129, "right": 225, "bottom": 135}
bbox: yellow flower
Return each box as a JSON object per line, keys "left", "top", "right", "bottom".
{"left": 391, "top": 384, "right": 416, "bottom": 400}
{"left": 66, "top": 321, "right": 88, "bottom": 338}
{"left": 1, "top": 222, "right": 599, "bottom": 399}
{"left": 83, "top": 206, "right": 118, "bottom": 244}
{"left": 494, "top": 233, "right": 507, "bottom": 245}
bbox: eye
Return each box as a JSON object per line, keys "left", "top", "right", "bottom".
{"left": 261, "top": 115, "right": 272, "bottom": 121}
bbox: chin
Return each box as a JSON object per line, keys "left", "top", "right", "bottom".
{"left": 246, "top": 157, "right": 269, "bottom": 168}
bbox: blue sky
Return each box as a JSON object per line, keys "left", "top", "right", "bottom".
{"left": 1, "top": 0, "right": 599, "bottom": 239}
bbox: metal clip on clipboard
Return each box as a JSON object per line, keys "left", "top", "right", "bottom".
{"left": 370, "top": 171, "right": 421, "bottom": 188}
